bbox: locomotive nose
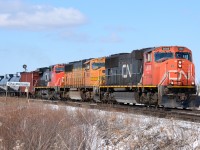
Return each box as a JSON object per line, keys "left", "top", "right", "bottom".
{"left": 169, "top": 59, "right": 195, "bottom": 86}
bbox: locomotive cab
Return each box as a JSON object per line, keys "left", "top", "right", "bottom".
{"left": 84, "top": 57, "right": 106, "bottom": 87}
{"left": 84, "top": 57, "right": 106, "bottom": 101}
{"left": 142, "top": 46, "right": 196, "bottom": 108}
{"left": 48, "top": 64, "right": 65, "bottom": 87}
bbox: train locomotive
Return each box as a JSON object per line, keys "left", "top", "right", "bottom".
{"left": 5, "top": 46, "right": 197, "bottom": 108}
{"left": 100, "top": 46, "right": 196, "bottom": 108}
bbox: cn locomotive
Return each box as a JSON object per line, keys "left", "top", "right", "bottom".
{"left": 101, "top": 46, "right": 196, "bottom": 108}
{"left": 0, "top": 46, "right": 197, "bottom": 108}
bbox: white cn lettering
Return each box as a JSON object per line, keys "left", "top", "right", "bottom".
{"left": 168, "top": 70, "right": 189, "bottom": 80}
{"left": 122, "top": 64, "right": 132, "bottom": 78}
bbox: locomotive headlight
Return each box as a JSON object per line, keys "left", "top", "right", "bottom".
{"left": 170, "top": 81, "right": 174, "bottom": 85}
{"left": 178, "top": 60, "right": 182, "bottom": 68}
{"left": 192, "top": 81, "right": 195, "bottom": 85}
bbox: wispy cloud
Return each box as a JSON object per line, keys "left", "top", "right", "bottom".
{"left": 0, "top": 1, "right": 87, "bottom": 30}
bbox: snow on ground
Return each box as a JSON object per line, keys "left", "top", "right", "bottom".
{"left": 47, "top": 104, "right": 200, "bottom": 150}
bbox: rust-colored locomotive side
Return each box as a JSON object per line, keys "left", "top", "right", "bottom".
{"left": 20, "top": 71, "right": 39, "bottom": 94}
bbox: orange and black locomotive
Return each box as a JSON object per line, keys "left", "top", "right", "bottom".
{"left": 100, "top": 46, "right": 196, "bottom": 108}
{"left": 1, "top": 46, "right": 197, "bottom": 108}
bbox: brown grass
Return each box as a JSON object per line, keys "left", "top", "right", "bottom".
{"left": 0, "top": 97, "right": 100, "bottom": 150}
{"left": 0, "top": 97, "right": 199, "bottom": 149}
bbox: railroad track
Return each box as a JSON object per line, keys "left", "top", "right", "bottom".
{"left": 1, "top": 96, "right": 200, "bottom": 123}
{"left": 73, "top": 102, "right": 200, "bottom": 123}
{"left": 34, "top": 98, "right": 200, "bottom": 123}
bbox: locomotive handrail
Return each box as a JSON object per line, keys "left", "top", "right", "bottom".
{"left": 158, "top": 71, "right": 168, "bottom": 86}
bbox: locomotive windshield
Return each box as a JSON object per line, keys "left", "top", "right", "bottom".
{"left": 55, "top": 67, "right": 64, "bottom": 73}
{"left": 154, "top": 52, "right": 173, "bottom": 62}
{"left": 176, "top": 52, "right": 191, "bottom": 61}
{"left": 92, "top": 62, "right": 105, "bottom": 70}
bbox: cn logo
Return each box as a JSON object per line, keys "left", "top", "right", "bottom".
{"left": 122, "top": 64, "right": 132, "bottom": 78}
{"left": 168, "top": 70, "right": 190, "bottom": 80}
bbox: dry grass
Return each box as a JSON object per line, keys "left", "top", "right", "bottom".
{"left": 0, "top": 97, "right": 100, "bottom": 150}
{"left": 0, "top": 97, "right": 200, "bottom": 150}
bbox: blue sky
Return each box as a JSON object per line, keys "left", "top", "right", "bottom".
{"left": 0, "top": 0, "right": 200, "bottom": 81}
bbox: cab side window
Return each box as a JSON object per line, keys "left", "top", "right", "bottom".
{"left": 145, "top": 52, "right": 152, "bottom": 62}
{"left": 85, "top": 63, "right": 90, "bottom": 70}
{"left": 45, "top": 74, "right": 49, "bottom": 81}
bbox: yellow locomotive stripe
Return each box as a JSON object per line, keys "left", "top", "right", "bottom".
{"left": 34, "top": 86, "right": 65, "bottom": 89}
{"left": 99, "top": 85, "right": 157, "bottom": 88}
{"left": 100, "top": 85, "right": 195, "bottom": 88}
{"left": 35, "top": 85, "right": 195, "bottom": 89}
{"left": 35, "top": 86, "right": 50, "bottom": 89}
{"left": 167, "top": 86, "right": 195, "bottom": 88}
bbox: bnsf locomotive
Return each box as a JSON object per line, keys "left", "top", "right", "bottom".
{"left": 0, "top": 46, "right": 197, "bottom": 108}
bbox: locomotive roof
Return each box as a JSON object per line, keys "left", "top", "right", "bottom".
{"left": 68, "top": 58, "right": 93, "bottom": 64}
{"left": 134, "top": 47, "right": 156, "bottom": 53}
{"left": 108, "top": 47, "right": 156, "bottom": 58}
{"left": 109, "top": 53, "right": 129, "bottom": 57}
{"left": 37, "top": 67, "right": 50, "bottom": 70}
{"left": 49, "top": 64, "right": 66, "bottom": 67}
{"left": 20, "top": 70, "right": 38, "bottom": 74}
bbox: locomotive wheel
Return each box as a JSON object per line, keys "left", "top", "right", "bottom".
{"left": 140, "top": 93, "right": 149, "bottom": 104}
{"left": 134, "top": 92, "right": 140, "bottom": 103}
{"left": 150, "top": 93, "right": 158, "bottom": 105}
{"left": 80, "top": 91, "right": 86, "bottom": 101}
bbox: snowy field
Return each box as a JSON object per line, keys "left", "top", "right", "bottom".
{"left": 0, "top": 98, "right": 200, "bottom": 150}
{"left": 50, "top": 104, "right": 200, "bottom": 150}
